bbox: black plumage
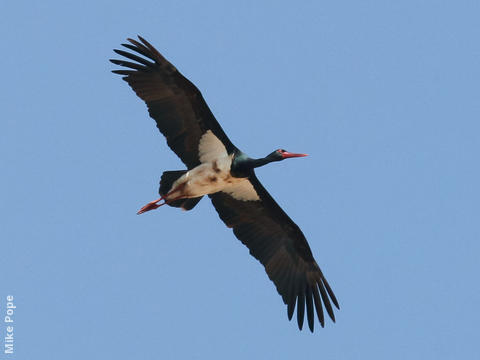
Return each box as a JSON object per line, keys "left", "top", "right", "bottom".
{"left": 111, "top": 36, "right": 339, "bottom": 332}
{"left": 111, "top": 37, "right": 235, "bottom": 169}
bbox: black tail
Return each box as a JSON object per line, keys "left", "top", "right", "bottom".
{"left": 159, "top": 170, "right": 203, "bottom": 211}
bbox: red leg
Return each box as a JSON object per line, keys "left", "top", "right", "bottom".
{"left": 137, "top": 193, "right": 186, "bottom": 215}
{"left": 137, "top": 196, "right": 167, "bottom": 215}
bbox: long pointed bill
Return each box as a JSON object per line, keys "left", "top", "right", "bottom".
{"left": 281, "top": 151, "right": 308, "bottom": 159}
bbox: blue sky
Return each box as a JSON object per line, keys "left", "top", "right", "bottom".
{"left": 2, "top": 1, "right": 480, "bottom": 359}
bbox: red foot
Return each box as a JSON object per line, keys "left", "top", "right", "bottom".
{"left": 137, "top": 197, "right": 166, "bottom": 215}
{"left": 137, "top": 190, "right": 186, "bottom": 215}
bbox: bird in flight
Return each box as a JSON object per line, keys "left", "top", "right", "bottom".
{"left": 110, "top": 36, "right": 339, "bottom": 332}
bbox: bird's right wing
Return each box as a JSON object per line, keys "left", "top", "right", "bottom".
{"left": 209, "top": 173, "right": 339, "bottom": 332}
{"left": 111, "top": 36, "right": 236, "bottom": 169}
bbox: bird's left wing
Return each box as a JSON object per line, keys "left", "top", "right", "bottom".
{"left": 209, "top": 173, "right": 339, "bottom": 332}
{"left": 110, "top": 36, "right": 236, "bottom": 169}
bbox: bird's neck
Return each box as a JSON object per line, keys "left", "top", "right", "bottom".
{"left": 231, "top": 155, "right": 275, "bottom": 178}
{"left": 249, "top": 157, "right": 274, "bottom": 168}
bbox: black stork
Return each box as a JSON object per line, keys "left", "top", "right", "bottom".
{"left": 110, "top": 36, "right": 339, "bottom": 332}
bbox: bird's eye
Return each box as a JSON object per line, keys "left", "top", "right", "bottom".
{"left": 277, "top": 149, "right": 286, "bottom": 153}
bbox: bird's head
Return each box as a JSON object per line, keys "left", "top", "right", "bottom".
{"left": 268, "top": 149, "right": 308, "bottom": 162}
{"left": 238, "top": 149, "right": 308, "bottom": 172}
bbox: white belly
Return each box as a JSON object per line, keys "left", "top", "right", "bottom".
{"left": 166, "top": 130, "right": 260, "bottom": 202}
{"left": 169, "top": 155, "right": 240, "bottom": 198}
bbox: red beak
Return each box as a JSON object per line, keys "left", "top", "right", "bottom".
{"left": 281, "top": 151, "right": 308, "bottom": 159}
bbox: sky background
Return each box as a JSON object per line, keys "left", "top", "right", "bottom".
{"left": 2, "top": 1, "right": 480, "bottom": 359}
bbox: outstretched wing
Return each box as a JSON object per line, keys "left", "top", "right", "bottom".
{"left": 209, "top": 173, "right": 339, "bottom": 332}
{"left": 111, "top": 36, "right": 236, "bottom": 169}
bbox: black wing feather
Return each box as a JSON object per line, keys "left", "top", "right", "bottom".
{"left": 209, "top": 173, "right": 339, "bottom": 332}
{"left": 305, "top": 286, "right": 314, "bottom": 332}
{"left": 111, "top": 36, "right": 236, "bottom": 168}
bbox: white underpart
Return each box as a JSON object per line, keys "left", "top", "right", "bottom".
{"left": 198, "top": 130, "right": 227, "bottom": 163}
{"left": 221, "top": 181, "right": 260, "bottom": 201}
{"left": 168, "top": 130, "right": 260, "bottom": 201}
